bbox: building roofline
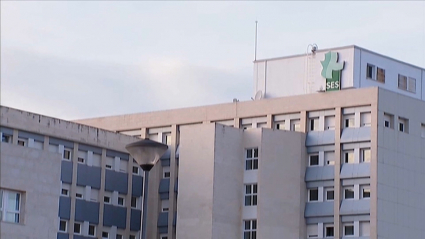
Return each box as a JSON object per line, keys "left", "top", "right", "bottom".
{"left": 254, "top": 45, "right": 425, "bottom": 71}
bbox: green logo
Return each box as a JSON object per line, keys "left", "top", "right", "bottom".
{"left": 321, "top": 51, "right": 344, "bottom": 91}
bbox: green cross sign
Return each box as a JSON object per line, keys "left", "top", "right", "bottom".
{"left": 321, "top": 51, "right": 344, "bottom": 91}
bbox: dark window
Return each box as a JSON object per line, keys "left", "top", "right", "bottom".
{"left": 102, "top": 232, "right": 109, "bottom": 238}
{"left": 366, "top": 64, "right": 374, "bottom": 79}
{"left": 88, "top": 225, "right": 95, "bottom": 236}
{"left": 344, "top": 188, "right": 354, "bottom": 199}
{"left": 325, "top": 226, "right": 334, "bottom": 237}
{"left": 74, "top": 223, "right": 81, "bottom": 234}
{"left": 344, "top": 225, "right": 354, "bottom": 236}
{"left": 399, "top": 123, "right": 404, "bottom": 132}
{"left": 131, "top": 196, "right": 137, "bottom": 208}
{"left": 309, "top": 189, "right": 318, "bottom": 201}
{"left": 384, "top": 120, "right": 390, "bottom": 128}
{"left": 59, "top": 220, "right": 67, "bottom": 232}
{"left": 309, "top": 155, "right": 319, "bottom": 166}
{"left": 132, "top": 166, "right": 139, "bottom": 174}
{"left": 326, "top": 190, "right": 334, "bottom": 200}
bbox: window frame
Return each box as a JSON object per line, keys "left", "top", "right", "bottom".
{"left": 343, "top": 186, "right": 355, "bottom": 200}
{"left": 74, "top": 222, "right": 82, "bottom": 235}
{"left": 244, "top": 184, "right": 258, "bottom": 206}
{"left": 361, "top": 148, "right": 371, "bottom": 163}
{"left": 88, "top": 224, "right": 96, "bottom": 237}
{"left": 343, "top": 223, "right": 355, "bottom": 236}
{"left": 63, "top": 148, "right": 72, "bottom": 161}
{"left": 243, "top": 219, "right": 257, "bottom": 239}
{"left": 245, "top": 148, "right": 259, "bottom": 171}
{"left": 308, "top": 188, "right": 319, "bottom": 202}
{"left": 0, "top": 189, "right": 22, "bottom": 223}
{"left": 325, "top": 187, "right": 334, "bottom": 201}
{"left": 361, "top": 185, "right": 371, "bottom": 199}
{"left": 59, "top": 220, "right": 68, "bottom": 232}
{"left": 309, "top": 154, "right": 319, "bottom": 167}
{"left": 343, "top": 150, "right": 355, "bottom": 164}
{"left": 324, "top": 224, "right": 334, "bottom": 238}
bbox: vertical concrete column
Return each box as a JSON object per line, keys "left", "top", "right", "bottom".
{"left": 146, "top": 127, "right": 161, "bottom": 239}
{"left": 370, "top": 101, "right": 379, "bottom": 238}
{"left": 333, "top": 107, "right": 342, "bottom": 238}
{"left": 12, "top": 129, "right": 18, "bottom": 144}
{"left": 97, "top": 149, "right": 107, "bottom": 238}
{"left": 234, "top": 118, "right": 240, "bottom": 128}
{"left": 43, "top": 136, "right": 49, "bottom": 150}
{"left": 300, "top": 111, "right": 307, "bottom": 133}
{"left": 266, "top": 114, "right": 273, "bottom": 128}
{"left": 168, "top": 124, "right": 178, "bottom": 239}
{"left": 69, "top": 142, "right": 79, "bottom": 239}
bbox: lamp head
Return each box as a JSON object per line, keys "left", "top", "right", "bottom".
{"left": 125, "top": 139, "right": 168, "bottom": 172}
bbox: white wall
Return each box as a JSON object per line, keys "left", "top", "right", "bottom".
{"left": 376, "top": 89, "right": 425, "bottom": 239}
{"left": 257, "top": 129, "right": 307, "bottom": 238}
{"left": 253, "top": 47, "right": 356, "bottom": 99}
{"left": 0, "top": 143, "right": 61, "bottom": 239}
{"left": 358, "top": 49, "right": 423, "bottom": 101}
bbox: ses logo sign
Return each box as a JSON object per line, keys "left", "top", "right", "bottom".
{"left": 321, "top": 51, "right": 344, "bottom": 91}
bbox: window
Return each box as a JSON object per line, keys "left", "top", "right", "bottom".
{"left": 132, "top": 166, "right": 139, "bottom": 175}
{"left": 324, "top": 151, "right": 335, "bottom": 165}
{"left": 309, "top": 154, "right": 319, "bottom": 166}
{"left": 399, "top": 117, "right": 409, "bottom": 133}
{"left": 59, "top": 220, "right": 67, "bottom": 232}
{"left": 290, "top": 119, "right": 301, "bottom": 132}
{"left": 0, "top": 189, "right": 21, "bottom": 223}
{"left": 104, "top": 196, "right": 111, "bottom": 204}
{"left": 366, "top": 64, "right": 375, "bottom": 79}
{"left": 244, "top": 184, "right": 258, "bottom": 206}
{"left": 129, "top": 235, "right": 136, "bottom": 239}
{"left": 344, "top": 187, "right": 355, "bottom": 199}
{"left": 88, "top": 225, "right": 96, "bottom": 237}
{"left": 61, "top": 189, "right": 69, "bottom": 196}
{"left": 360, "top": 221, "right": 370, "bottom": 236}
{"left": 309, "top": 118, "right": 319, "bottom": 131}
{"left": 102, "top": 231, "right": 109, "bottom": 238}
{"left": 163, "top": 167, "right": 171, "bottom": 178}
{"left": 361, "top": 185, "right": 371, "bottom": 199}
{"left": 421, "top": 123, "right": 425, "bottom": 138}
{"left": 77, "top": 157, "right": 85, "bottom": 164}
{"left": 163, "top": 133, "right": 171, "bottom": 145}
{"left": 324, "top": 116, "right": 335, "bottom": 130}
{"left": 306, "top": 224, "right": 318, "bottom": 238}
{"left": 343, "top": 114, "right": 355, "bottom": 128}
{"left": 343, "top": 150, "right": 354, "bottom": 164}
{"left": 325, "top": 188, "right": 334, "bottom": 201}
{"left": 17, "top": 138, "right": 26, "bottom": 146}
{"left": 1, "top": 134, "right": 12, "bottom": 143}
{"left": 324, "top": 224, "right": 334, "bottom": 237}
{"left": 398, "top": 74, "right": 408, "bottom": 90}
{"left": 361, "top": 148, "right": 371, "bottom": 163}
{"left": 344, "top": 224, "right": 354, "bottom": 236}
{"left": 275, "top": 121, "right": 285, "bottom": 130}
{"left": 384, "top": 113, "right": 394, "bottom": 129}
{"left": 377, "top": 67, "right": 385, "bottom": 83}
{"left": 76, "top": 193, "right": 83, "bottom": 199}
{"left": 161, "top": 200, "right": 169, "bottom": 212}
{"left": 131, "top": 196, "right": 138, "bottom": 208}
{"left": 116, "top": 235, "right": 123, "bottom": 239}
{"left": 308, "top": 188, "right": 318, "bottom": 202}
{"left": 74, "top": 222, "right": 81, "bottom": 234}
{"left": 245, "top": 148, "right": 258, "bottom": 170}
{"left": 243, "top": 220, "right": 257, "bottom": 239}
{"left": 408, "top": 77, "right": 416, "bottom": 93}
{"left": 118, "top": 196, "right": 125, "bottom": 206}
{"left": 63, "top": 148, "right": 72, "bottom": 160}
{"left": 160, "top": 235, "right": 168, "bottom": 239}
{"left": 360, "top": 112, "right": 371, "bottom": 127}
{"left": 105, "top": 164, "right": 112, "bottom": 169}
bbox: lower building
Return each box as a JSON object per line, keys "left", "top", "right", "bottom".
{"left": 0, "top": 107, "right": 142, "bottom": 239}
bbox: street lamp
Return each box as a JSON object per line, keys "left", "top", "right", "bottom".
{"left": 126, "top": 139, "right": 168, "bottom": 239}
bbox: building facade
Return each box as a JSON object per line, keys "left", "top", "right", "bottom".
{"left": 1, "top": 45, "right": 425, "bottom": 239}
{"left": 74, "top": 45, "right": 425, "bottom": 239}
{"left": 0, "top": 107, "right": 143, "bottom": 239}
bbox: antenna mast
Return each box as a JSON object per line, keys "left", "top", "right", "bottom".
{"left": 254, "top": 20, "right": 258, "bottom": 61}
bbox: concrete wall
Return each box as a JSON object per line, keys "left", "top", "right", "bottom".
{"left": 0, "top": 143, "right": 61, "bottom": 239}
{"left": 253, "top": 46, "right": 356, "bottom": 98}
{"left": 212, "top": 124, "right": 244, "bottom": 239}
{"left": 376, "top": 88, "right": 425, "bottom": 239}
{"left": 358, "top": 49, "right": 424, "bottom": 101}
{"left": 258, "top": 129, "right": 306, "bottom": 238}
{"left": 176, "top": 123, "right": 216, "bottom": 239}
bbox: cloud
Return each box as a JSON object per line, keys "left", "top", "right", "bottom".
{"left": 1, "top": 48, "right": 252, "bottom": 120}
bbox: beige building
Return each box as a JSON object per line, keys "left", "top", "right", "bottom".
{"left": 76, "top": 86, "right": 425, "bottom": 239}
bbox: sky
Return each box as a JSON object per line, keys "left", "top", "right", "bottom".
{"left": 1, "top": 1, "right": 425, "bottom": 120}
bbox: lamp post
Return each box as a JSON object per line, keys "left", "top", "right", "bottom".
{"left": 126, "top": 139, "right": 168, "bottom": 239}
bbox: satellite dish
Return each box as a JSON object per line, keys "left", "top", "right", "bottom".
{"left": 254, "top": 90, "right": 263, "bottom": 100}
